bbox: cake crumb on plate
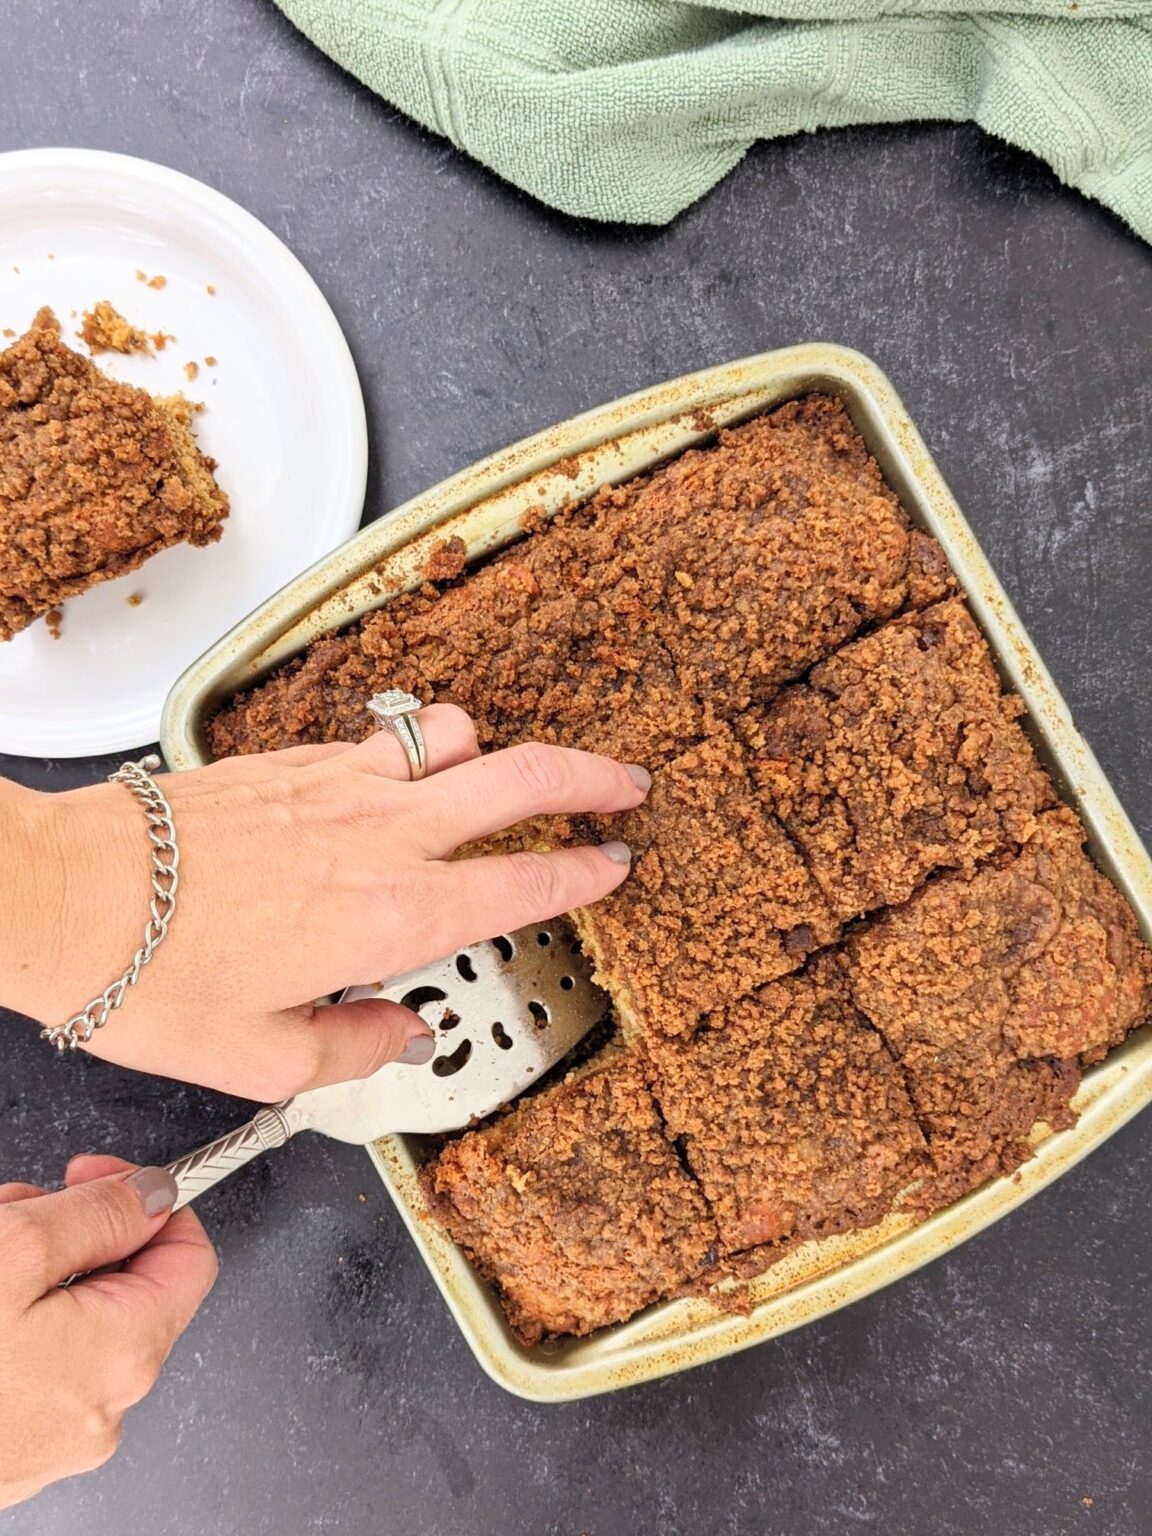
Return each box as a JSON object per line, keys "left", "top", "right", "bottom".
{"left": 79, "top": 299, "right": 153, "bottom": 356}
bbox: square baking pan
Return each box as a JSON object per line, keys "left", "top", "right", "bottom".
{"left": 161, "top": 346, "right": 1152, "bottom": 1402}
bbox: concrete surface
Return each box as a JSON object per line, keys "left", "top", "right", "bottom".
{"left": 1, "top": 2, "right": 1150, "bottom": 1533}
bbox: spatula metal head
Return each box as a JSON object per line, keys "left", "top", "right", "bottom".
{"left": 157, "top": 920, "right": 612, "bottom": 1215}
{"left": 293, "top": 920, "right": 610, "bottom": 1140}
{"left": 156, "top": 703, "right": 617, "bottom": 1211}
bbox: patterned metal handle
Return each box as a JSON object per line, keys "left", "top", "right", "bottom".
{"left": 167, "top": 1105, "right": 295, "bottom": 1211}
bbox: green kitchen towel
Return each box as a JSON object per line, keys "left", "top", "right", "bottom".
{"left": 274, "top": 0, "right": 1152, "bottom": 237}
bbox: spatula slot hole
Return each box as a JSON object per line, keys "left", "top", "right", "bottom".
{"left": 491, "top": 1022, "right": 513, "bottom": 1050}
{"left": 492, "top": 935, "right": 515, "bottom": 963}
{"left": 399, "top": 985, "right": 448, "bottom": 1015}
{"left": 528, "top": 999, "right": 550, "bottom": 1029}
{"left": 455, "top": 954, "right": 478, "bottom": 982}
{"left": 536, "top": 931, "right": 552, "bottom": 946}
{"left": 559, "top": 976, "right": 574, "bottom": 991}
{"left": 439, "top": 1008, "right": 461, "bottom": 1032}
{"left": 432, "top": 1039, "right": 473, "bottom": 1077}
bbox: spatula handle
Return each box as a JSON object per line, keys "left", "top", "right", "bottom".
{"left": 166, "top": 1104, "right": 295, "bottom": 1211}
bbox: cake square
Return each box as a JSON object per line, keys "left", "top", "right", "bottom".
{"left": 0, "top": 307, "right": 228, "bottom": 640}
{"left": 746, "top": 598, "right": 1054, "bottom": 920}
{"left": 400, "top": 522, "right": 717, "bottom": 764}
{"left": 846, "top": 808, "right": 1152, "bottom": 1202}
{"left": 421, "top": 1058, "right": 717, "bottom": 1344}
{"left": 579, "top": 395, "right": 915, "bottom": 717}
{"left": 571, "top": 728, "right": 841, "bottom": 1038}
{"left": 848, "top": 808, "right": 1152, "bottom": 1067}
{"left": 647, "top": 959, "right": 926, "bottom": 1253}
{"left": 885, "top": 1037, "right": 1081, "bottom": 1209}
{"left": 209, "top": 526, "right": 712, "bottom": 765}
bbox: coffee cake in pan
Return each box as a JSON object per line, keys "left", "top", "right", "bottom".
{"left": 209, "top": 394, "right": 1152, "bottom": 1345}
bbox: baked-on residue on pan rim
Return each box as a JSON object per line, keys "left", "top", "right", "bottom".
{"left": 160, "top": 346, "right": 1152, "bottom": 1401}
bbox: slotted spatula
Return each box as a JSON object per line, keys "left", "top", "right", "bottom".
{"left": 161, "top": 921, "right": 609, "bottom": 1210}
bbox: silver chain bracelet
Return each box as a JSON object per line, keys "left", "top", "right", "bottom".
{"left": 41, "top": 754, "right": 180, "bottom": 1054}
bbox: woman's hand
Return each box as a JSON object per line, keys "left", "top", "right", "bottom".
{"left": 5, "top": 706, "right": 650, "bottom": 1098}
{"left": 0, "top": 1156, "right": 217, "bottom": 1510}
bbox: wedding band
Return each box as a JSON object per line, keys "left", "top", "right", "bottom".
{"left": 367, "top": 690, "right": 428, "bottom": 781}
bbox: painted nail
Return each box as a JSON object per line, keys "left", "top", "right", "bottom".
{"left": 398, "top": 1034, "right": 437, "bottom": 1067}
{"left": 625, "top": 763, "right": 652, "bottom": 792}
{"left": 599, "top": 840, "right": 633, "bottom": 866}
{"left": 126, "top": 1166, "right": 178, "bottom": 1218}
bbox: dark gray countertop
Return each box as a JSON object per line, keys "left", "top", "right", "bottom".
{"left": 2, "top": 3, "right": 1150, "bottom": 1533}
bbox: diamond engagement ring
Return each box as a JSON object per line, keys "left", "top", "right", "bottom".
{"left": 367, "top": 690, "right": 428, "bottom": 780}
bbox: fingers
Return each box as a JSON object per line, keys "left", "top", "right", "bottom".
{"left": 62, "top": 1156, "right": 145, "bottom": 1280}
{"left": 42, "top": 1197, "right": 217, "bottom": 1412}
{"left": 65, "top": 1153, "right": 137, "bottom": 1186}
{"left": 405, "top": 742, "right": 650, "bottom": 856}
{"left": 346, "top": 703, "right": 481, "bottom": 782}
{"left": 238, "top": 742, "right": 353, "bottom": 769}
{"left": 166, "top": 741, "right": 355, "bottom": 794}
{"left": 410, "top": 842, "right": 633, "bottom": 963}
{"left": 163, "top": 706, "right": 479, "bottom": 813}
{"left": 61, "top": 1156, "right": 217, "bottom": 1342}
{"left": 170, "top": 705, "right": 480, "bottom": 796}
{"left": 74, "top": 1205, "right": 218, "bottom": 1351}
{"left": 277, "top": 998, "right": 436, "bottom": 1096}
{"left": 0, "top": 1182, "right": 46, "bottom": 1206}
{"left": 5, "top": 1167, "right": 180, "bottom": 1300}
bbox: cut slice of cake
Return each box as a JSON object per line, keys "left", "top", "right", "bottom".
{"left": 421, "top": 1057, "right": 717, "bottom": 1344}
{"left": 744, "top": 598, "right": 1054, "bottom": 920}
{"left": 0, "top": 307, "right": 228, "bottom": 640}
{"left": 646, "top": 957, "right": 927, "bottom": 1255}
{"left": 569, "top": 727, "right": 842, "bottom": 1038}
{"left": 846, "top": 807, "right": 1152, "bottom": 1205}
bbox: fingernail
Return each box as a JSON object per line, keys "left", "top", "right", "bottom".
{"left": 398, "top": 1034, "right": 437, "bottom": 1067}
{"left": 625, "top": 763, "right": 652, "bottom": 792}
{"left": 125, "top": 1166, "right": 178, "bottom": 1218}
{"left": 599, "top": 840, "right": 633, "bottom": 866}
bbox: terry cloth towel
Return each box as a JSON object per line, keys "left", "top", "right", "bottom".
{"left": 274, "top": 0, "right": 1152, "bottom": 238}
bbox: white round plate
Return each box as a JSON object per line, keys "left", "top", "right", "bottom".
{"left": 0, "top": 147, "right": 367, "bottom": 757}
